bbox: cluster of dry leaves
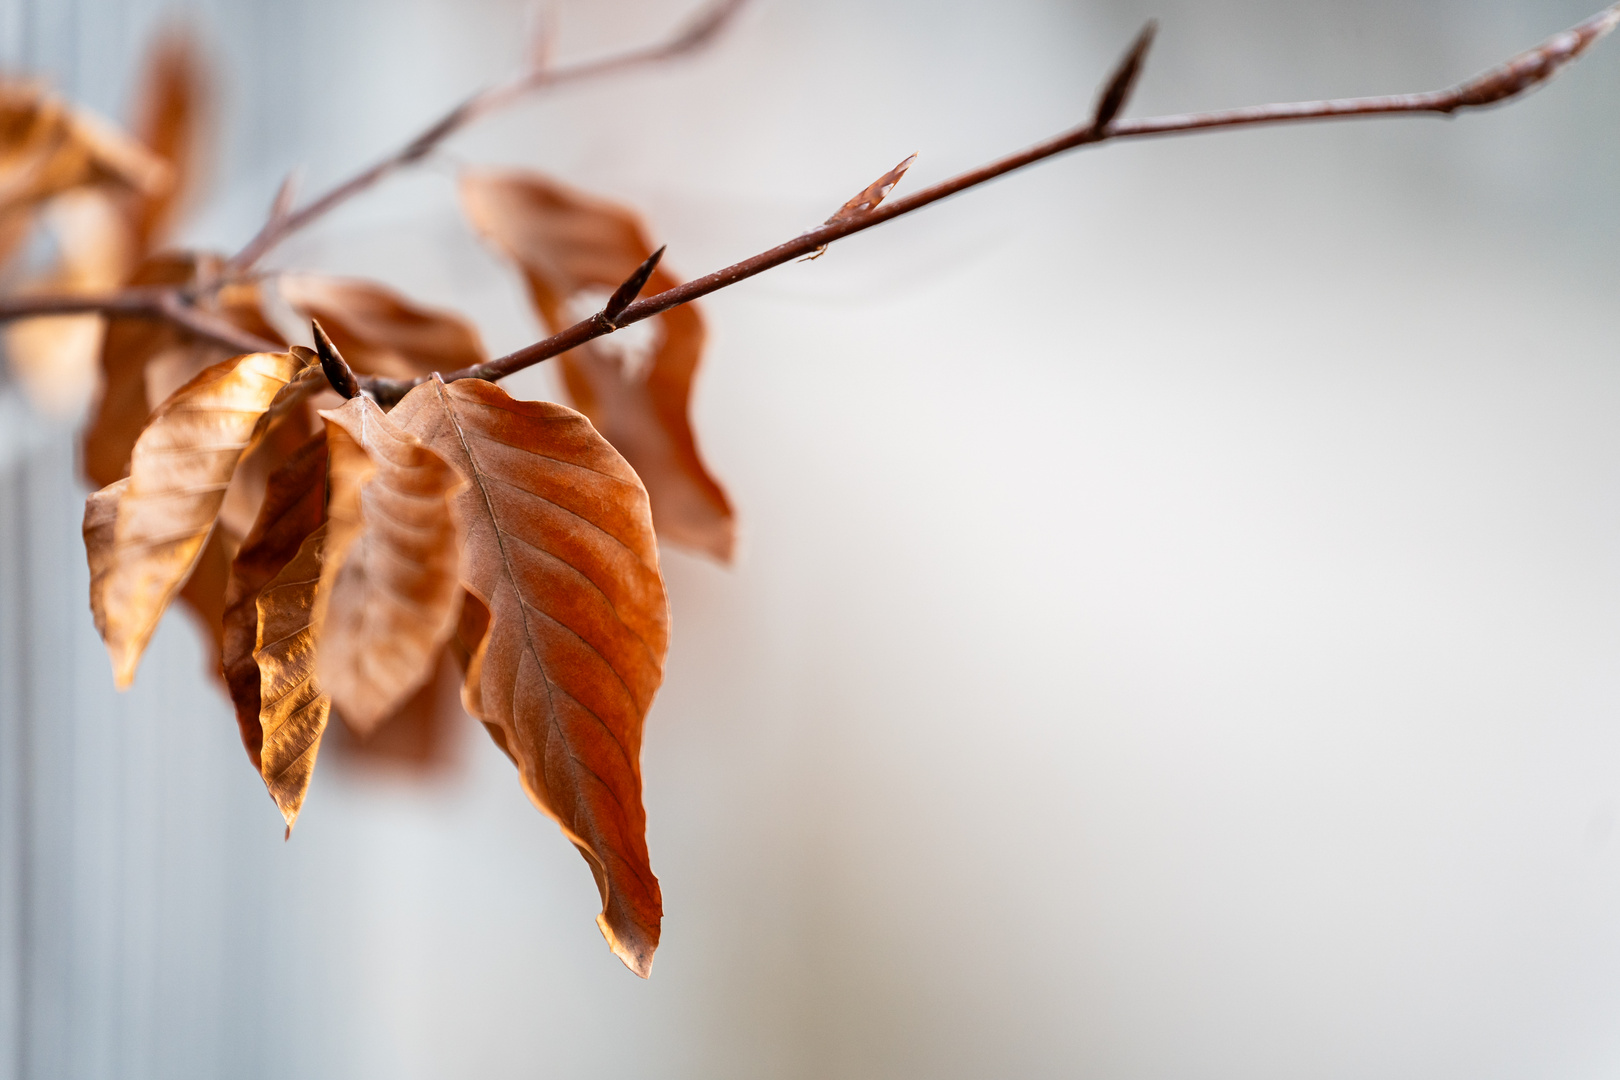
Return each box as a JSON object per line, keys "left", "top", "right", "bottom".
{"left": 6, "top": 0, "right": 1613, "bottom": 979}
{"left": 2, "top": 34, "right": 736, "bottom": 977}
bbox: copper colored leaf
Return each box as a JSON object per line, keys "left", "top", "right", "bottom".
{"left": 81, "top": 251, "right": 285, "bottom": 489}
{"left": 316, "top": 395, "right": 465, "bottom": 734}
{"left": 391, "top": 377, "right": 669, "bottom": 976}
{"left": 128, "top": 29, "right": 210, "bottom": 250}
{"left": 254, "top": 523, "right": 331, "bottom": 830}
{"left": 277, "top": 274, "right": 488, "bottom": 381}
{"left": 87, "top": 349, "right": 304, "bottom": 688}
{"left": 460, "top": 169, "right": 735, "bottom": 561}
{"left": 223, "top": 432, "right": 327, "bottom": 770}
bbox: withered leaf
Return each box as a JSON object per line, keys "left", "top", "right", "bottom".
{"left": 277, "top": 274, "right": 488, "bottom": 381}
{"left": 86, "top": 349, "right": 305, "bottom": 688}
{"left": 223, "top": 432, "right": 327, "bottom": 770}
{"left": 316, "top": 395, "right": 465, "bottom": 734}
{"left": 255, "top": 523, "right": 331, "bottom": 830}
{"left": 391, "top": 376, "right": 669, "bottom": 976}
{"left": 460, "top": 169, "right": 736, "bottom": 561}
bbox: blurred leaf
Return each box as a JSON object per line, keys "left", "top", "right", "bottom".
{"left": 223, "top": 432, "right": 327, "bottom": 771}
{"left": 330, "top": 651, "right": 467, "bottom": 776}
{"left": 277, "top": 274, "right": 487, "bottom": 380}
{"left": 82, "top": 251, "right": 285, "bottom": 490}
{"left": 460, "top": 169, "right": 735, "bottom": 561}
{"left": 254, "top": 522, "right": 330, "bottom": 831}
{"left": 127, "top": 28, "right": 210, "bottom": 251}
{"left": 86, "top": 349, "right": 305, "bottom": 688}
{"left": 0, "top": 79, "right": 168, "bottom": 270}
{"left": 316, "top": 395, "right": 465, "bottom": 734}
{"left": 4, "top": 188, "right": 138, "bottom": 414}
{"left": 391, "top": 376, "right": 669, "bottom": 976}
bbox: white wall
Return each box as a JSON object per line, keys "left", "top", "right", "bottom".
{"left": 3, "top": 0, "right": 1620, "bottom": 1077}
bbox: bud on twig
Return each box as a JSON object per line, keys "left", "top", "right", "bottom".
{"left": 311, "top": 319, "right": 360, "bottom": 399}
{"left": 601, "top": 246, "right": 666, "bottom": 326}
{"left": 1093, "top": 21, "right": 1157, "bottom": 130}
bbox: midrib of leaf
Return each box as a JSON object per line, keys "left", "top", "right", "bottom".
{"left": 431, "top": 384, "right": 648, "bottom": 825}
{"left": 430, "top": 379, "right": 563, "bottom": 730}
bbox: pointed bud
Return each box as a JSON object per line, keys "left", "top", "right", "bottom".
{"left": 601, "top": 246, "right": 666, "bottom": 326}
{"left": 311, "top": 319, "right": 359, "bottom": 399}
{"left": 1093, "top": 21, "right": 1157, "bottom": 130}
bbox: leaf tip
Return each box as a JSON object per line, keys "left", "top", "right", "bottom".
{"left": 600, "top": 913, "right": 656, "bottom": 978}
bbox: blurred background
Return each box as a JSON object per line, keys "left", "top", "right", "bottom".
{"left": 2, "top": 0, "right": 1620, "bottom": 1076}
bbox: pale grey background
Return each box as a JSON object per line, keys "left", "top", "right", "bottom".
{"left": 2, "top": 0, "right": 1619, "bottom": 1077}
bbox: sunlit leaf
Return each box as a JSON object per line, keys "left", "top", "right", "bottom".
{"left": 391, "top": 376, "right": 669, "bottom": 976}
{"left": 316, "top": 395, "right": 465, "bottom": 734}
{"left": 460, "top": 168, "right": 736, "bottom": 561}
{"left": 86, "top": 349, "right": 306, "bottom": 688}
{"left": 277, "top": 274, "right": 487, "bottom": 380}
{"left": 223, "top": 432, "right": 327, "bottom": 770}
{"left": 254, "top": 523, "right": 331, "bottom": 831}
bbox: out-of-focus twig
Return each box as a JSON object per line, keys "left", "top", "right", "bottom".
{"left": 351, "top": 1, "right": 1616, "bottom": 402}
{"left": 224, "top": 0, "right": 748, "bottom": 273}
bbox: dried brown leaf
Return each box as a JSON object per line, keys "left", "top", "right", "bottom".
{"left": 460, "top": 169, "right": 735, "bottom": 561}
{"left": 277, "top": 274, "right": 488, "bottom": 381}
{"left": 86, "top": 349, "right": 306, "bottom": 688}
{"left": 223, "top": 432, "right": 328, "bottom": 770}
{"left": 254, "top": 522, "right": 331, "bottom": 830}
{"left": 316, "top": 395, "right": 465, "bottom": 734}
{"left": 391, "top": 376, "right": 669, "bottom": 976}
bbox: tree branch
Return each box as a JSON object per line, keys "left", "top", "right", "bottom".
{"left": 356, "top": 1, "right": 1617, "bottom": 403}
{"left": 224, "top": 0, "right": 748, "bottom": 273}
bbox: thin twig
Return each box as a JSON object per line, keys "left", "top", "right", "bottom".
{"left": 353, "top": 1, "right": 1617, "bottom": 403}
{"left": 224, "top": 0, "right": 748, "bottom": 273}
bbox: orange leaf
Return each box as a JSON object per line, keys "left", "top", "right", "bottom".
{"left": 460, "top": 169, "right": 735, "bottom": 561}
{"left": 86, "top": 349, "right": 307, "bottom": 688}
{"left": 316, "top": 395, "right": 466, "bottom": 734}
{"left": 277, "top": 274, "right": 488, "bottom": 381}
{"left": 223, "top": 432, "right": 328, "bottom": 771}
{"left": 391, "top": 376, "right": 670, "bottom": 976}
{"left": 254, "top": 523, "right": 331, "bottom": 830}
